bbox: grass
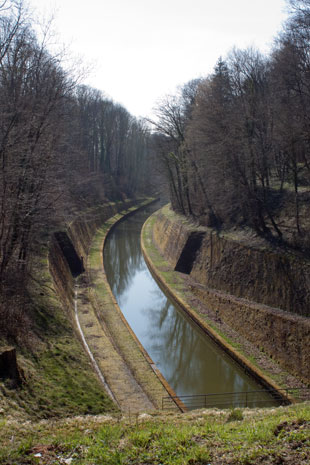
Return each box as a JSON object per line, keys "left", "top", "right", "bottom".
{"left": 227, "top": 408, "right": 244, "bottom": 422}
{"left": 0, "top": 263, "right": 116, "bottom": 420}
{"left": 0, "top": 403, "right": 309, "bottom": 464}
{"left": 0, "top": 206, "right": 130, "bottom": 420}
{"left": 0, "top": 198, "right": 157, "bottom": 420}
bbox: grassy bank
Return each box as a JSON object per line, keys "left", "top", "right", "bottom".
{"left": 0, "top": 249, "right": 116, "bottom": 420}
{"left": 1, "top": 403, "right": 309, "bottom": 464}
{"left": 0, "top": 198, "right": 158, "bottom": 420}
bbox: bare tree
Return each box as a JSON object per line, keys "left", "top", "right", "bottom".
{"left": 0, "top": 23, "right": 75, "bottom": 287}
{"left": 147, "top": 86, "right": 198, "bottom": 216}
{"left": 0, "top": 0, "right": 26, "bottom": 63}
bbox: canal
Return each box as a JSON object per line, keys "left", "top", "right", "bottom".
{"left": 103, "top": 204, "right": 276, "bottom": 408}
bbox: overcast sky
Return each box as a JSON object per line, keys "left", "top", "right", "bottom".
{"left": 28, "top": 0, "right": 289, "bottom": 118}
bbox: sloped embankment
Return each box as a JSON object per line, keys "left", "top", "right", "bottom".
{"left": 49, "top": 199, "right": 175, "bottom": 413}
{"left": 1, "top": 403, "right": 310, "bottom": 464}
{"left": 142, "top": 204, "right": 310, "bottom": 389}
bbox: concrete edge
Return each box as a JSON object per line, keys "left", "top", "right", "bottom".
{"left": 141, "top": 211, "right": 296, "bottom": 406}
{"left": 92, "top": 199, "right": 186, "bottom": 412}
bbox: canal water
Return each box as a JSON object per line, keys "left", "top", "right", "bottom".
{"left": 103, "top": 204, "right": 276, "bottom": 408}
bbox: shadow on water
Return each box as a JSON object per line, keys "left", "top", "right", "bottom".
{"left": 103, "top": 203, "right": 277, "bottom": 407}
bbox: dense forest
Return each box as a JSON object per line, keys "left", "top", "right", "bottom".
{"left": 0, "top": 1, "right": 154, "bottom": 310}
{"left": 151, "top": 0, "right": 310, "bottom": 250}
{"left": 1, "top": 0, "right": 310, "bottom": 340}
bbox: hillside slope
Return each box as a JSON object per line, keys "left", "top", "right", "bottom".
{"left": 1, "top": 403, "right": 310, "bottom": 464}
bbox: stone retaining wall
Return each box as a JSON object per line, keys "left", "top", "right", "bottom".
{"left": 153, "top": 205, "right": 310, "bottom": 317}
{"left": 49, "top": 200, "right": 135, "bottom": 312}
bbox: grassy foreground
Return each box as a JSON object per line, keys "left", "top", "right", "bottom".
{"left": 1, "top": 403, "right": 310, "bottom": 464}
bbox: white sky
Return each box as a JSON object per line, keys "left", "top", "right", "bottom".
{"left": 27, "top": 0, "right": 289, "bottom": 118}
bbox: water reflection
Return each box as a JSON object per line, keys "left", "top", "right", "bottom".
{"left": 104, "top": 218, "right": 145, "bottom": 298}
{"left": 104, "top": 205, "right": 275, "bottom": 405}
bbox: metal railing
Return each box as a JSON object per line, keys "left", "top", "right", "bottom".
{"left": 162, "top": 388, "right": 310, "bottom": 411}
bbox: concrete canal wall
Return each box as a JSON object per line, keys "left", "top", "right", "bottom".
{"left": 149, "top": 205, "right": 310, "bottom": 386}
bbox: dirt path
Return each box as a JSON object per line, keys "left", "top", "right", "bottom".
{"left": 74, "top": 277, "right": 155, "bottom": 413}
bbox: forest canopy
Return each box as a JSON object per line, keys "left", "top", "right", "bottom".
{"left": 0, "top": 0, "right": 153, "bottom": 296}
{"left": 1, "top": 0, "right": 310, "bottom": 339}
{"left": 151, "top": 0, "right": 310, "bottom": 249}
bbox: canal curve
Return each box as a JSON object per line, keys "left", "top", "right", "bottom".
{"left": 103, "top": 204, "right": 275, "bottom": 407}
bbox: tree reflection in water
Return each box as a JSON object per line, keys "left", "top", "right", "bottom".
{"left": 103, "top": 206, "right": 274, "bottom": 403}
{"left": 104, "top": 217, "right": 145, "bottom": 298}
